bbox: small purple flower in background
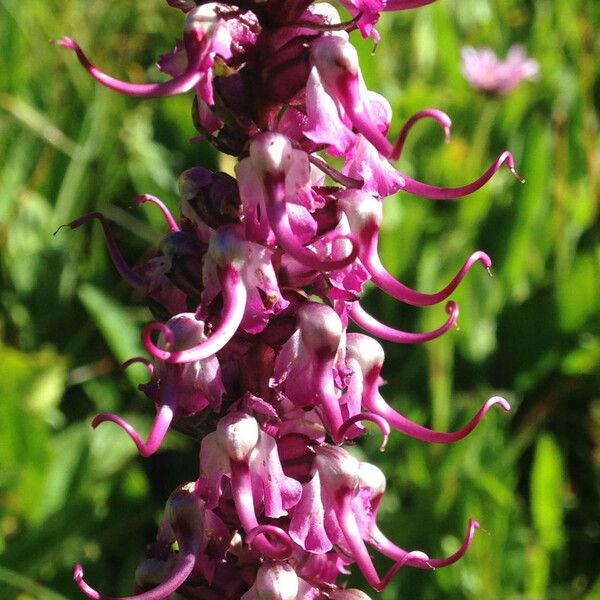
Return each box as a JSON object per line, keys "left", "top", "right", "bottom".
{"left": 461, "top": 45, "right": 539, "bottom": 94}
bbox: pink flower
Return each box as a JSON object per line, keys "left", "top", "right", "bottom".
{"left": 461, "top": 45, "right": 540, "bottom": 94}
{"left": 56, "top": 0, "right": 520, "bottom": 597}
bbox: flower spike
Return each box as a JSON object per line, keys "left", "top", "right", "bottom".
{"left": 60, "top": 0, "right": 516, "bottom": 595}
{"left": 349, "top": 300, "right": 459, "bottom": 344}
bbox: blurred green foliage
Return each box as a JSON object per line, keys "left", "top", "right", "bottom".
{"left": 0, "top": 0, "right": 598, "bottom": 599}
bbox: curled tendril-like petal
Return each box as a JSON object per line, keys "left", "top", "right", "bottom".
{"left": 371, "top": 519, "right": 480, "bottom": 569}
{"left": 365, "top": 395, "right": 510, "bottom": 444}
{"left": 120, "top": 357, "right": 155, "bottom": 377}
{"left": 60, "top": 212, "right": 146, "bottom": 290}
{"left": 383, "top": 0, "right": 438, "bottom": 11}
{"left": 265, "top": 176, "right": 359, "bottom": 272}
{"left": 337, "top": 412, "right": 390, "bottom": 450}
{"left": 337, "top": 490, "right": 429, "bottom": 591}
{"left": 73, "top": 550, "right": 196, "bottom": 600}
{"left": 245, "top": 525, "right": 294, "bottom": 558}
{"left": 390, "top": 108, "right": 452, "bottom": 161}
{"left": 365, "top": 250, "right": 491, "bottom": 307}
{"left": 91, "top": 402, "right": 175, "bottom": 457}
{"left": 53, "top": 33, "right": 203, "bottom": 98}
{"left": 349, "top": 301, "right": 459, "bottom": 344}
{"left": 135, "top": 194, "right": 180, "bottom": 232}
{"left": 142, "top": 322, "right": 175, "bottom": 361}
{"left": 401, "top": 151, "right": 524, "bottom": 200}
{"left": 143, "top": 267, "right": 247, "bottom": 363}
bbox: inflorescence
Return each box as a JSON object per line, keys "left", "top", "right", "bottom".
{"left": 56, "top": 1, "right": 520, "bottom": 598}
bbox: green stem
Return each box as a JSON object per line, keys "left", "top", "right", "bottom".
{"left": 0, "top": 564, "right": 71, "bottom": 600}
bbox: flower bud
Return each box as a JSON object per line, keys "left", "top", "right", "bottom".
{"left": 161, "top": 313, "right": 207, "bottom": 353}
{"left": 163, "top": 482, "right": 205, "bottom": 534}
{"left": 134, "top": 558, "right": 172, "bottom": 590}
{"left": 160, "top": 232, "right": 205, "bottom": 299}
{"left": 315, "top": 445, "right": 359, "bottom": 492}
{"left": 217, "top": 412, "right": 260, "bottom": 462}
{"left": 310, "top": 2, "right": 343, "bottom": 25}
{"left": 337, "top": 190, "right": 382, "bottom": 233}
{"left": 345, "top": 333, "right": 385, "bottom": 375}
{"left": 311, "top": 35, "right": 359, "bottom": 79}
{"left": 297, "top": 303, "right": 343, "bottom": 355}
{"left": 185, "top": 3, "right": 221, "bottom": 34}
{"left": 179, "top": 168, "right": 242, "bottom": 229}
{"left": 208, "top": 224, "right": 248, "bottom": 268}
{"left": 255, "top": 562, "right": 299, "bottom": 600}
{"left": 357, "top": 461, "right": 386, "bottom": 498}
{"left": 249, "top": 133, "right": 293, "bottom": 178}
{"left": 179, "top": 167, "right": 214, "bottom": 203}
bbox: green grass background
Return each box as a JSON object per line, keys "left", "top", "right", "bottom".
{"left": 0, "top": 0, "right": 598, "bottom": 598}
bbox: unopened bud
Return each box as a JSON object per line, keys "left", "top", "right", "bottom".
{"left": 249, "top": 133, "right": 293, "bottom": 178}
{"left": 179, "top": 168, "right": 242, "bottom": 229}
{"left": 185, "top": 3, "right": 221, "bottom": 34}
{"left": 337, "top": 190, "right": 382, "bottom": 232}
{"left": 315, "top": 445, "right": 359, "bottom": 492}
{"left": 297, "top": 303, "right": 343, "bottom": 355}
{"left": 310, "top": 2, "right": 343, "bottom": 25}
{"left": 208, "top": 224, "right": 247, "bottom": 268}
{"left": 163, "top": 482, "right": 204, "bottom": 533}
{"left": 134, "top": 558, "right": 172, "bottom": 590}
{"left": 162, "top": 313, "right": 207, "bottom": 353}
{"left": 357, "top": 461, "right": 386, "bottom": 498}
{"left": 255, "top": 562, "right": 299, "bottom": 600}
{"left": 217, "top": 412, "right": 260, "bottom": 462}
{"left": 311, "top": 35, "right": 359, "bottom": 79}
{"left": 345, "top": 333, "right": 385, "bottom": 375}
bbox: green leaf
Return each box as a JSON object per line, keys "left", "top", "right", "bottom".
{"left": 77, "top": 284, "right": 146, "bottom": 387}
{"left": 0, "top": 565, "right": 70, "bottom": 600}
{"left": 530, "top": 433, "right": 565, "bottom": 552}
{"left": 556, "top": 253, "right": 599, "bottom": 332}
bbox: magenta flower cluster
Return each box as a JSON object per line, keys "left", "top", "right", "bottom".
{"left": 57, "top": 1, "right": 519, "bottom": 598}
